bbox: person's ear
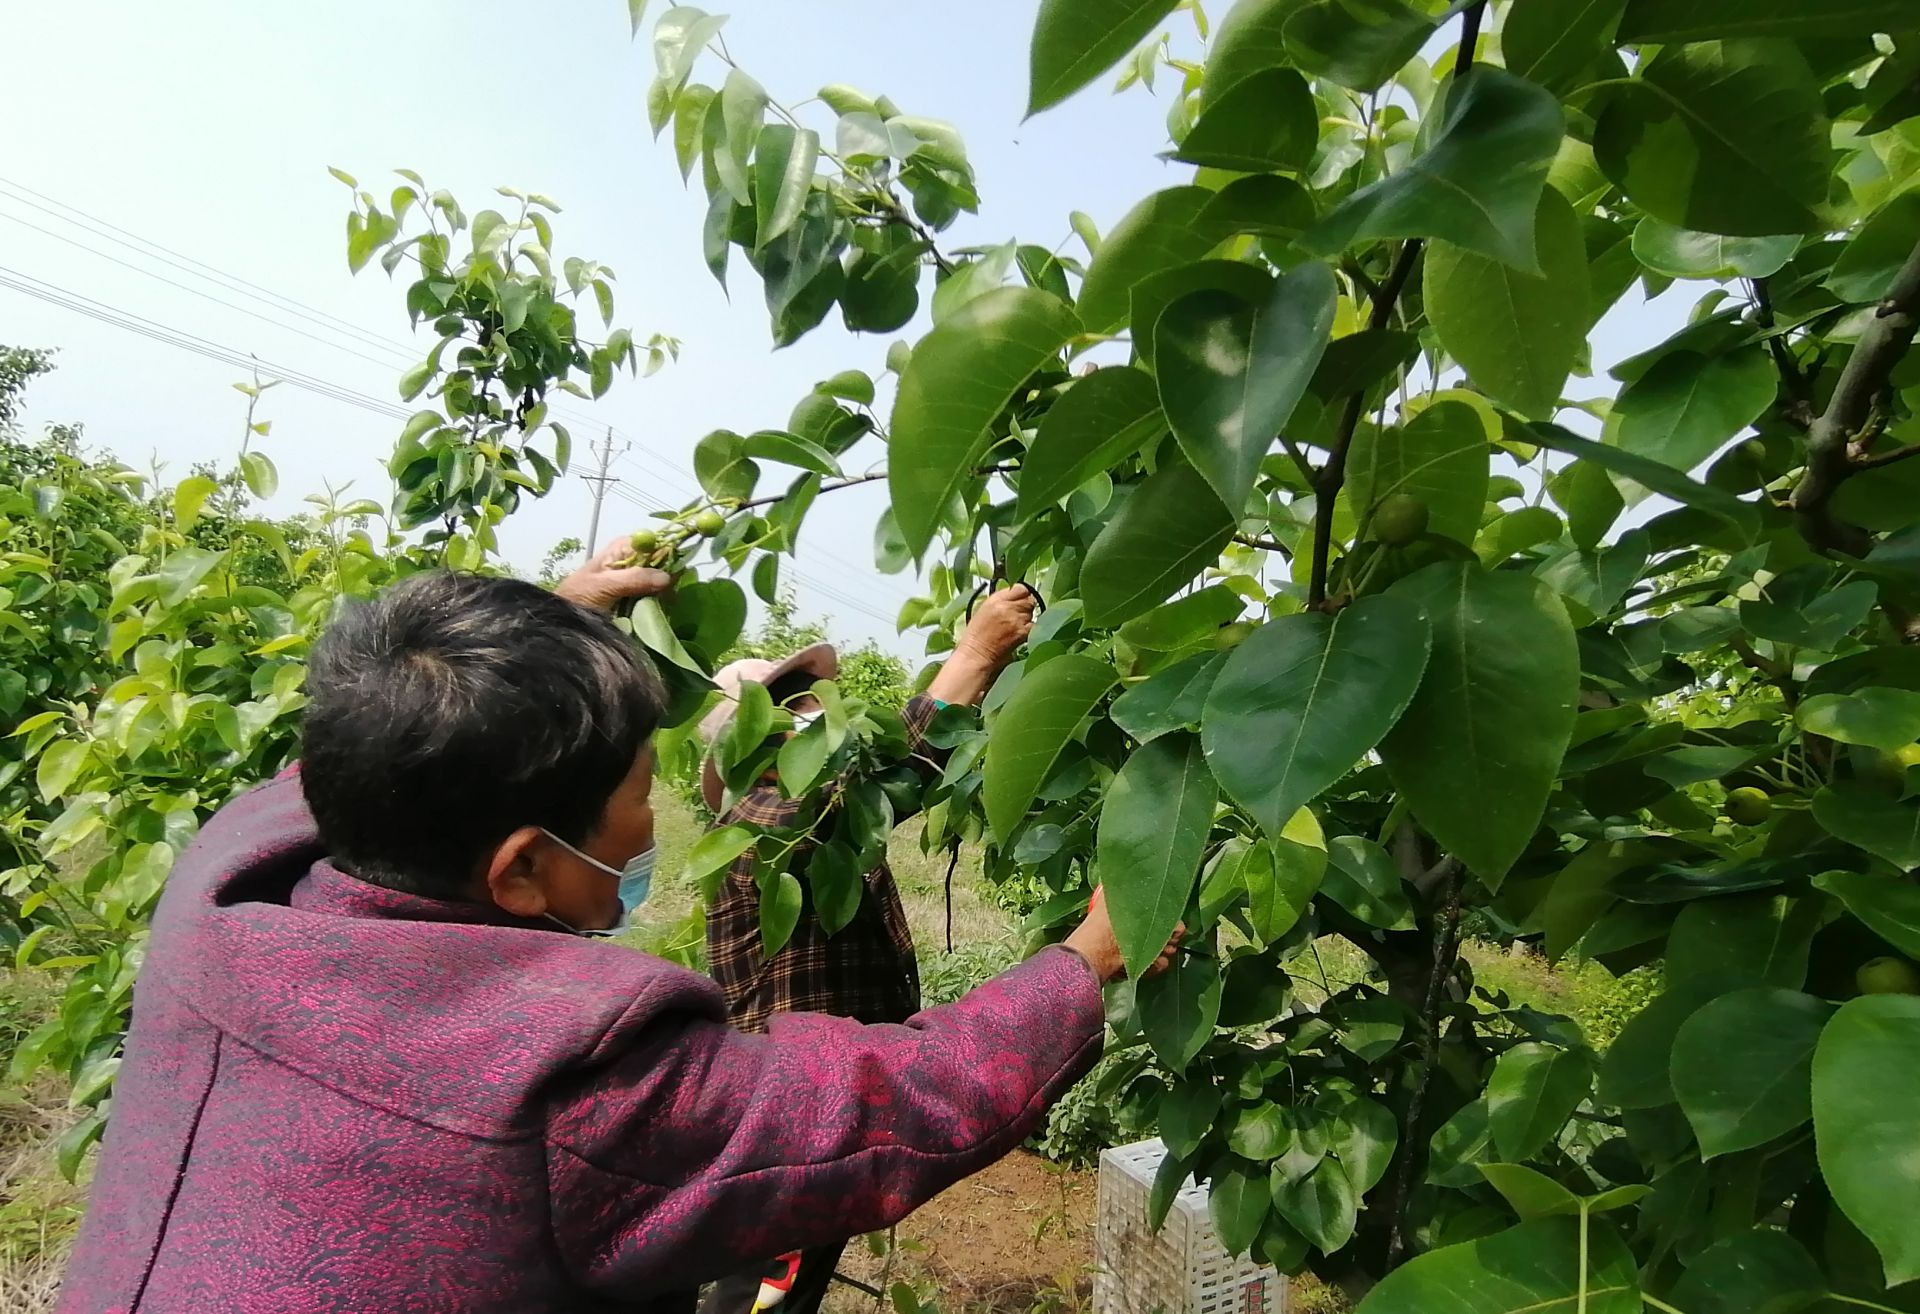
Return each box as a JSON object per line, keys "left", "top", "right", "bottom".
{"left": 484, "top": 826, "right": 553, "bottom": 919}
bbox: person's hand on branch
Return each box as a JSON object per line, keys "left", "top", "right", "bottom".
{"left": 1064, "top": 887, "right": 1182, "bottom": 984}
{"left": 553, "top": 536, "right": 675, "bottom": 612}
{"left": 928, "top": 586, "right": 1037, "bottom": 706}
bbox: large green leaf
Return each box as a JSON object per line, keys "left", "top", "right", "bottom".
{"left": 1082, "top": 464, "right": 1237, "bottom": 627}
{"left": 1487, "top": 1044, "right": 1592, "bottom": 1161}
{"left": 1306, "top": 68, "right": 1565, "bottom": 272}
{"left": 1130, "top": 260, "right": 1275, "bottom": 370}
{"left": 1503, "top": 0, "right": 1627, "bottom": 94}
{"left": 1598, "top": 979, "right": 1721, "bottom": 1108}
{"left": 1322, "top": 1092, "right": 1398, "bottom": 1194}
{"left": 1270, "top": 1157, "right": 1357, "bottom": 1256}
{"left": 1528, "top": 424, "right": 1761, "bottom": 537}
{"left": 1672, "top": 988, "right": 1830, "bottom": 1160}
{"left": 1813, "top": 994, "right": 1920, "bottom": 1285}
{"left": 1075, "top": 187, "right": 1217, "bottom": 334}
{"left": 1829, "top": 193, "right": 1920, "bottom": 304}
{"left": 1244, "top": 809, "right": 1328, "bottom": 943}
{"left": 889, "top": 287, "right": 1081, "bottom": 555}
{"left": 1346, "top": 401, "right": 1492, "bottom": 545}
{"left": 1631, "top": 218, "right": 1799, "bottom": 282}
{"left": 1797, "top": 688, "right": 1920, "bottom": 753}
{"left": 1813, "top": 871, "right": 1920, "bottom": 959}
{"left": 1156, "top": 263, "right": 1336, "bottom": 513}
{"left": 1016, "top": 366, "right": 1165, "bottom": 519}
{"left": 1669, "top": 1230, "right": 1828, "bottom": 1314}
{"left": 1666, "top": 893, "right": 1817, "bottom": 992}
{"left": 1379, "top": 565, "right": 1579, "bottom": 889}
{"left": 1113, "top": 652, "right": 1227, "bottom": 743}
{"left": 1605, "top": 347, "right": 1776, "bottom": 473}
{"left": 1028, "top": 0, "right": 1182, "bottom": 114}
{"left": 1321, "top": 834, "right": 1415, "bottom": 930}
{"left": 1424, "top": 188, "right": 1590, "bottom": 420}
{"left": 1137, "top": 949, "right": 1222, "bottom": 1073}
{"left": 1172, "top": 69, "right": 1317, "bottom": 172}
{"left": 1594, "top": 41, "right": 1834, "bottom": 237}
{"left": 1202, "top": 0, "right": 1307, "bottom": 101}
{"left": 1619, "top": 0, "right": 1920, "bottom": 41}
{"left": 982, "top": 654, "right": 1114, "bottom": 841}
{"left": 752, "top": 124, "right": 820, "bottom": 250}
{"left": 1202, "top": 596, "right": 1431, "bottom": 836}
{"left": 1354, "top": 1218, "right": 1640, "bottom": 1314}
{"left": 1096, "top": 733, "right": 1219, "bottom": 977}
{"left": 1548, "top": 457, "right": 1625, "bottom": 550}
{"left": 1813, "top": 785, "right": 1920, "bottom": 871}
{"left": 1282, "top": 0, "right": 1436, "bottom": 94}
{"left": 1209, "top": 1157, "right": 1271, "bottom": 1258}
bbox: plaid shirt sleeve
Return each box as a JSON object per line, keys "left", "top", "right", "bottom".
{"left": 705, "top": 695, "right": 943, "bottom": 1034}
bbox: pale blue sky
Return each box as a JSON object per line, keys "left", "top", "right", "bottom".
{"left": 0, "top": 0, "right": 1681, "bottom": 652}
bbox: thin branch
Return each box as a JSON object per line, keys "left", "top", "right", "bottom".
{"left": 736, "top": 469, "right": 888, "bottom": 510}
{"left": 1387, "top": 858, "right": 1463, "bottom": 1268}
{"left": 1233, "top": 532, "right": 1293, "bottom": 557}
{"left": 1854, "top": 439, "right": 1920, "bottom": 472}
{"left": 1309, "top": 4, "right": 1484, "bottom": 607}
{"left": 1790, "top": 235, "right": 1920, "bottom": 555}
{"left": 1751, "top": 277, "right": 1813, "bottom": 431}
{"left": 1278, "top": 431, "right": 1318, "bottom": 486}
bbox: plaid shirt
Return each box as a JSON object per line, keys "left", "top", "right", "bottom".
{"left": 706, "top": 694, "right": 942, "bottom": 1034}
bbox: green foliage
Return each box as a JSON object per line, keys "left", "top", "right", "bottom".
{"left": 652, "top": 0, "right": 1920, "bottom": 1306}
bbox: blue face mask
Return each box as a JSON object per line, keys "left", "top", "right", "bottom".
{"left": 541, "top": 831, "right": 656, "bottom": 938}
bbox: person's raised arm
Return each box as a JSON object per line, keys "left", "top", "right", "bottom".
{"left": 926, "top": 586, "right": 1035, "bottom": 708}
{"left": 553, "top": 535, "right": 675, "bottom": 612}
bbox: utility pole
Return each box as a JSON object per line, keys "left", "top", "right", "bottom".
{"left": 582, "top": 427, "right": 625, "bottom": 549}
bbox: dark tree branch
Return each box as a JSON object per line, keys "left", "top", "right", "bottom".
{"left": 1308, "top": 1, "right": 1483, "bottom": 608}
{"left": 1752, "top": 277, "right": 1813, "bottom": 432}
{"left": 1387, "top": 860, "right": 1464, "bottom": 1269}
{"left": 1233, "top": 532, "right": 1293, "bottom": 557}
{"left": 1789, "top": 236, "right": 1920, "bottom": 556}
{"left": 733, "top": 463, "right": 1017, "bottom": 512}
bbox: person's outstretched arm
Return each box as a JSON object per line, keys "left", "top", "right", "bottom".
{"left": 545, "top": 894, "right": 1163, "bottom": 1294}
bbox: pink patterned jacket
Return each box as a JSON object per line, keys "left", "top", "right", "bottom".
{"left": 58, "top": 773, "right": 1106, "bottom": 1312}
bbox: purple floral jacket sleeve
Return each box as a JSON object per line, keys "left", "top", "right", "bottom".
{"left": 543, "top": 945, "right": 1104, "bottom": 1291}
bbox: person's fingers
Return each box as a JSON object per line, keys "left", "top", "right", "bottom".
{"left": 594, "top": 535, "right": 634, "bottom": 566}
{"left": 603, "top": 565, "right": 674, "bottom": 597}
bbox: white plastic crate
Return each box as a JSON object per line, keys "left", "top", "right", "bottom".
{"left": 1094, "top": 1139, "right": 1290, "bottom": 1314}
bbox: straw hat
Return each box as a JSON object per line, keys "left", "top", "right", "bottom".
{"left": 699, "top": 642, "right": 837, "bottom": 813}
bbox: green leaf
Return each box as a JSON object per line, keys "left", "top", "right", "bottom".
{"left": 1379, "top": 564, "right": 1579, "bottom": 889}
{"left": 1113, "top": 651, "right": 1227, "bottom": 743}
{"left": 1667, "top": 892, "right": 1818, "bottom": 993}
{"left": 1594, "top": 40, "right": 1834, "bottom": 237}
{"left": 1016, "top": 366, "right": 1165, "bottom": 519}
{"left": 1242, "top": 811, "right": 1328, "bottom": 943}
{"left": 721, "top": 68, "right": 768, "bottom": 202}
{"left": 1271, "top": 1158, "right": 1357, "bottom": 1256}
{"left": 1669, "top": 1229, "right": 1828, "bottom": 1314}
{"left": 653, "top": 5, "right": 727, "bottom": 92}
{"left": 1130, "top": 261, "right": 1275, "bottom": 371}
{"left": 1814, "top": 871, "right": 1920, "bottom": 960}
{"left": 1202, "top": 596, "right": 1431, "bottom": 836}
{"left": 777, "top": 720, "right": 832, "bottom": 797}
{"left": 1814, "top": 994, "right": 1920, "bottom": 1285}
{"left": 629, "top": 598, "right": 705, "bottom": 675}
{"left": 1660, "top": 606, "right": 1741, "bottom": 654}
{"left": 1529, "top": 840, "right": 1642, "bottom": 962}
{"left": 1428, "top": 1100, "right": 1496, "bottom": 1189}
{"left": 1208, "top": 1157, "right": 1270, "bottom": 1258}
{"left": 172, "top": 475, "right": 219, "bottom": 529}
{"left": 1202, "top": 0, "right": 1299, "bottom": 100}
{"left": 686, "top": 825, "right": 756, "bottom": 887}
{"left": 1605, "top": 347, "right": 1776, "bottom": 473}
{"left": 753, "top": 124, "right": 821, "bottom": 252}
{"left": 739, "top": 429, "right": 842, "bottom": 478}
{"left": 931, "top": 241, "right": 1018, "bottom": 324}
{"left": 1082, "top": 463, "right": 1237, "bottom": 627}
{"left": 1798, "top": 688, "right": 1920, "bottom": 753}
{"left": 1487, "top": 1043, "right": 1592, "bottom": 1161}
{"left": 1631, "top": 218, "right": 1799, "bottom": 282}
{"left": 1813, "top": 785, "right": 1920, "bottom": 871}
{"left": 1529, "top": 424, "right": 1760, "bottom": 538}
{"left": 1283, "top": 0, "right": 1437, "bottom": 94}
{"left": 758, "top": 869, "right": 803, "bottom": 957}
{"left": 1332, "top": 992, "right": 1404, "bottom": 1062}
{"left": 1321, "top": 834, "right": 1414, "bottom": 930}
{"left": 1323, "top": 1092, "right": 1397, "bottom": 1194}
{"left": 35, "top": 739, "right": 88, "bottom": 803}
{"left": 1830, "top": 193, "right": 1920, "bottom": 304}
{"left": 808, "top": 841, "right": 864, "bottom": 937}
{"left": 1424, "top": 188, "right": 1589, "bottom": 420}
{"left": 1156, "top": 262, "right": 1336, "bottom": 512}
{"left": 239, "top": 452, "right": 276, "bottom": 500}
{"left": 1074, "top": 187, "right": 1217, "bottom": 334}
{"left": 1619, "top": 0, "right": 1920, "bottom": 40}
{"left": 1503, "top": 0, "right": 1627, "bottom": 94}
{"left": 1150, "top": 1148, "right": 1197, "bottom": 1232}
{"left": 1306, "top": 68, "right": 1565, "bottom": 272}
{"left": 1476, "top": 506, "right": 1566, "bottom": 566}
{"left": 628, "top": 0, "right": 650, "bottom": 36}
{"left": 1598, "top": 980, "right": 1719, "bottom": 1109}
{"left": 1161, "top": 1082, "right": 1224, "bottom": 1159}
{"left": 889, "top": 287, "right": 1081, "bottom": 556}
{"left": 154, "top": 546, "right": 225, "bottom": 606}
{"left": 1672, "top": 988, "right": 1830, "bottom": 1160}
{"left": 1477, "top": 1164, "right": 1581, "bottom": 1219}
{"left": 1354, "top": 1218, "right": 1640, "bottom": 1314}
{"left": 694, "top": 429, "right": 760, "bottom": 502}
{"left": 983, "top": 654, "right": 1114, "bottom": 841}
{"left": 1227, "top": 1102, "right": 1290, "bottom": 1160}
{"left": 1219, "top": 953, "right": 1292, "bottom": 1027}
{"left": 1347, "top": 401, "right": 1493, "bottom": 546}
{"left": 1172, "top": 69, "right": 1317, "bottom": 171}
{"left": 1027, "top": 0, "right": 1182, "bottom": 114}
{"left": 1548, "top": 458, "right": 1625, "bottom": 551}
{"left": 1138, "top": 949, "right": 1222, "bottom": 1073}
{"left": 1743, "top": 580, "right": 1877, "bottom": 652}
{"left": 1096, "top": 733, "right": 1219, "bottom": 978}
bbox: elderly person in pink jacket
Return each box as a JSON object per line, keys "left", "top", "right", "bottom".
{"left": 60, "top": 542, "right": 1170, "bottom": 1314}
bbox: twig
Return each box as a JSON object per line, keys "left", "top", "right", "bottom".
{"left": 1386, "top": 859, "right": 1463, "bottom": 1268}
{"left": 732, "top": 463, "right": 1016, "bottom": 512}
{"left": 1853, "top": 440, "right": 1920, "bottom": 472}
{"left": 1751, "top": 277, "right": 1812, "bottom": 430}
{"left": 1232, "top": 533, "right": 1293, "bottom": 557}
{"left": 1278, "top": 431, "right": 1318, "bottom": 486}
{"left": 1789, "top": 235, "right": 1920, "bottom": 555}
